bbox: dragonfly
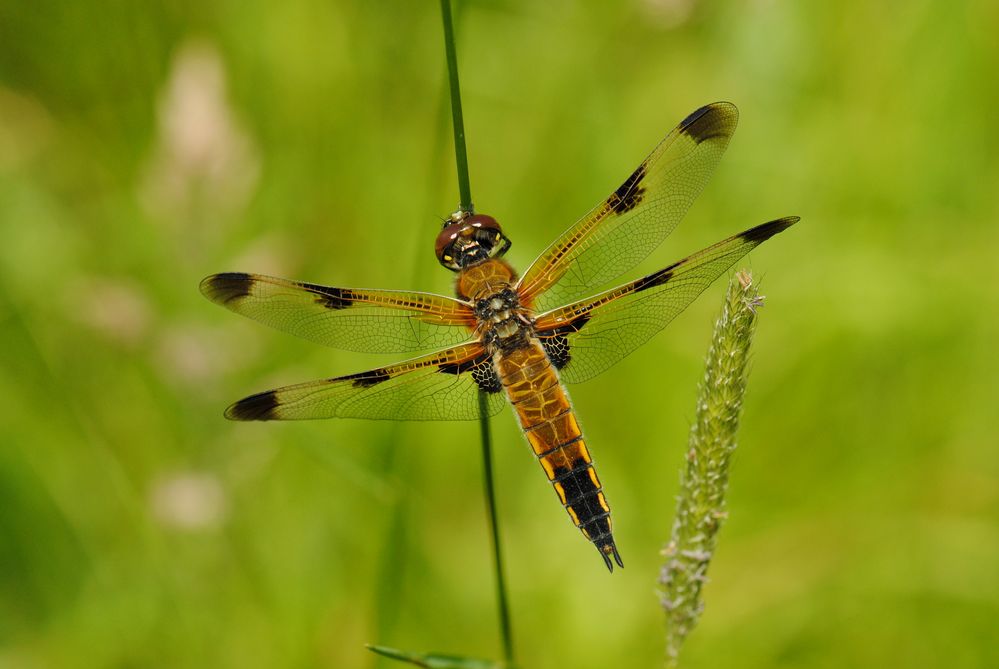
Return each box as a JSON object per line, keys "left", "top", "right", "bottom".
{"left": 201, "top": 102, "right": 797, "bottom": 572}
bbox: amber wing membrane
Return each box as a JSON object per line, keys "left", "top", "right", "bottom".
{"left": 201, "top": 272, "right": 476, "bottom": 354}
{"left": 517, "top": 102, "right": 739, "bottom": 313}
{"left": 534, "top": 217, "right": 798, "bottom": 384}
{"left": 225, "top": 342, "right": 505, "bottom": 422}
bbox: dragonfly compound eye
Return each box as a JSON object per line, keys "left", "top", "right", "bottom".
{"left": 434, "top": 214, "right": 511, "bottom": 270}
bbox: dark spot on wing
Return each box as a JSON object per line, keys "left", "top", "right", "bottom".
{"left": 472, "top": 363, "right": 502, "bottom": 393}
{"left": 539, "top": 312, "right": 592, "bottom": 370}
{"left": 541, "top": 333, "right": 571, "bottom": 369}
{"left": 202, "top": 272, "right": 253, "bottom": 305}
{"left": 543, "top": 311, "right": 592, "bottom": 336}
{"left": 301, "top": 282, "right": 353, "bottom": 309}
{"left": 438, "top": 357, "right": 476, "bottom": 375}
{"left": 738, "top": 216, "right": 799, "bottom": 243}
{"left": 607, "top": 162, "right": 646, "bottom": 215}
{"left": 680, "top": 102, "right": 731, "bottom": 144}
{"left": 226, "top": 389, "right": 279, "bottom": 421}
{"left": 632, "top": 262, "right": 680, "bottom": 293}
{"left": 439, "top": 353, "right": 501, "bottom": 393}
{"left": 342, "top": 369, "right": 391, "bottom": 388}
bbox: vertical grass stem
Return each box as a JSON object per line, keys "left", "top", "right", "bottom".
{"left": 440, "top": 0, "right": 514, "bottom": 664}
{"left": 478, "top": 391, "right": 515, "bottom": 666}
{"left": 440, "top": 0, "right": 473, "bottom": 213}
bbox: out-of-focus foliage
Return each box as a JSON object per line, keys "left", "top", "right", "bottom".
{"left": 0, "top": 1, "right": 996, "bottom": 667}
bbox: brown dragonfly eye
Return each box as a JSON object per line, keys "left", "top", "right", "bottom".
{"left": 466, "top": 214, "right": 502, "bottom": 233}
{"left": 435, "top": 214, "right": 508, "bottom": 270}
{"left": 435, "top": 220, "right": 468, "bottom": 270}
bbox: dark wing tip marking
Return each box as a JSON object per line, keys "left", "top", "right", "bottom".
{"left": 342, "top": 369, "right": 391, "bottom": 388}
{"left": 680, "top": 101, "right": 739, "bottom": 144}
{"left": 607, "top": 163, "right": 648, "bottom": 215}
{"left": 739, "top": 216, "right": 800, "bottom": 243}
{"left": 226, "top": 389, "right": 279, "bottom": 421}
{"left": 201, "top": 272, "right": 253, "bottom": 305}
{"left": 632, "top": 216, "right": 797, "bottom": 294}
{"left": 680, "top": 103, "right": 714, "bottom": 128}
{"left": 300, "top": 282, "right": 353, "bottom": 310}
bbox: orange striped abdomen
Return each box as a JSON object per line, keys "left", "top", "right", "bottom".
{"left": 495, "top": 340, "right": 623, "bottom": 571}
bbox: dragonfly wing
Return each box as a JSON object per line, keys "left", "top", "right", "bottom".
{"left": 518, "top": 102, "right": 739, "bottom": 313}
{"left": 201, "top": 272, "right": 476, "bottom": 354}
{"left": 534, "top": 217, "right": 798, "bottom": 384}
{"left": 225, "top": 342, "right": 506, "bottom": 422}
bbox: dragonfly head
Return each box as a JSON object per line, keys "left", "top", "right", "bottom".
{"left": 435, "top": 213, "right": 512, "bottom": 271}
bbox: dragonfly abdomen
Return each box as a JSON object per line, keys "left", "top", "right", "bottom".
{"left": 495, "top": 341, "right": 624, "bottom": 571}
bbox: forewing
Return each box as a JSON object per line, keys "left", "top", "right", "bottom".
{"left": 518, "top": 102, "right": 739, "bottom": 313}
{"left": 534, "top": 217, "right": 798, "bottom": 384}
{"left": 225, "top": 342, "right": 506, "bottom": 421}
{"left": 201, "top": 272, "right": 476, "bottom": 354}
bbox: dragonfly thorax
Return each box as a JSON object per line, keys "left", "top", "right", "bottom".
{"left": 473, "top": 287, "right": 531, "bottom": 345}
{"left": 475, "top": 288, "right": 520, "bottom": 328}
{"left": 475, "top": 288, "right": 518, "bottom": 323}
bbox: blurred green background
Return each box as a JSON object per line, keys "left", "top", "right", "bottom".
{"left": 1, "top": 0, "right": 997, "bottom": 667}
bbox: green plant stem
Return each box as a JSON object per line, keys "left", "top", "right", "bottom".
{"left": 439, "top": 0, "right": 473, "bottom": 212}
{"left": 478, "top": 391, "right": 514, "bottom": 666}
{"left": 439, "top": 0, "right": 514, "bottom": 663}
